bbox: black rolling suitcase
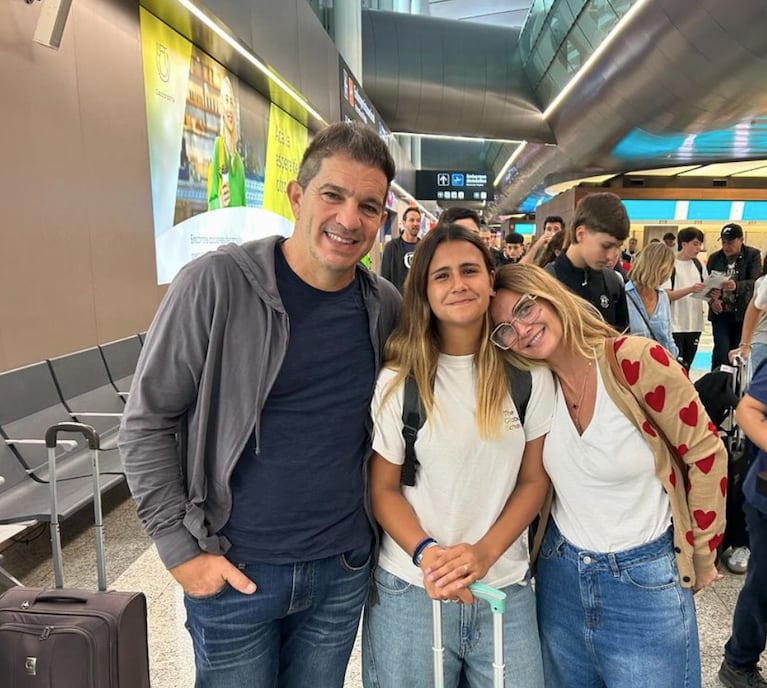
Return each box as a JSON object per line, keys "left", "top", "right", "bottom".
{"left": 0, "top": 423, "right": 150, "bottom": 687}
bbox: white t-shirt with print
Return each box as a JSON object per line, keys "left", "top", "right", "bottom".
{"left": 371, "top": 356, "right": 554, "bottom": 588}
{"left": 543, "top": 365, "right": 672, "bottom": 553}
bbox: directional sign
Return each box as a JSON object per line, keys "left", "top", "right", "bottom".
{"left": 416, "top": 170, "right": 493, "bottom": 202}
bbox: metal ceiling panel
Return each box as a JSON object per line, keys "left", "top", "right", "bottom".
{"left": 361, "top": 9, "right": 554, "bottom": 142}
{"left": 490, "top": 0, "right": 767, "bottom": 215}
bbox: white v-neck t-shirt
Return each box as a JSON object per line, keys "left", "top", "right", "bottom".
{"left": 372, "top": 354, "right": 554, "bottom": 587}
{"left": 543, "top": 365, "right": 671, "bottom": 553}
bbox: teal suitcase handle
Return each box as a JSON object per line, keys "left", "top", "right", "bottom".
{"left": 468, "top": 582, "right": 506, "bottom": 614}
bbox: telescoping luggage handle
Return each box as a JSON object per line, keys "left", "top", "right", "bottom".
{"left": 432, "top": 582, "right": 507, "bottom": 688}
{"left": 45, "top": 422, "right": 106, "bottom": 591}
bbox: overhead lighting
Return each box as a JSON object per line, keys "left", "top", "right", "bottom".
{"left": 542, "top": 0, "right": 651, "bottom": 120}
{"left": 390, "top": 181, "right": 437, "bottom": 222}
{"left": 174, "top": 0, "right": 327, "bottom": 125}
{"left": 392, "top": 132, "right": 524, "bottom": 145}
{"left": 493, "top": 142, "right": 528, "bottom": 187}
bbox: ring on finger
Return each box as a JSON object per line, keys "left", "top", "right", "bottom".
{"left": 463, "top": 564, "right": 469, "bottom": 574}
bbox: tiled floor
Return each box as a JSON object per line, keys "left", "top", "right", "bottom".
{"left": 0, "top": 480, "right": 760, "bottom": 688}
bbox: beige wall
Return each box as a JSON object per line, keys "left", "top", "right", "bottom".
{"left": 0, "top": 0, "right": 165, "bottom": 372}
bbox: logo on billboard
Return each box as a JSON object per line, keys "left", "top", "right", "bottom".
{"left": 451, "top": 173, "right": 465, "bottom": 187}
{"left": 156, "top": 43, "right": 170, "bottom": 82}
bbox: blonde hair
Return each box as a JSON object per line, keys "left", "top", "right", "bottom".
{"left": 628, "top": 242, "right": 675, "bottom": 290}
{"left": 492, "top": 263, "right": 619, "bottom": 367}
{"left": 382, "top": 224, "right": 508, "bottom": 439}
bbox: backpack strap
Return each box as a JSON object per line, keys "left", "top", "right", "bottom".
{"left": 671, "top": 259, "right": 704, "bottom": 289}
{"left": 400, "top": 376, "right": 424, "bottom": 487}
{"left": 400, "top": 365, "right": 532, "bottom": 486}
{"left": 506, "top": 363, "right": 532, "bottom": 425}
{"left": 692, "top": 257, "right": 704, "bottom": 281}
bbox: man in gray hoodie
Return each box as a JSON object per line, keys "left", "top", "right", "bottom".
{"left": 119, "top": 122, "right": 400, "bottom": 687}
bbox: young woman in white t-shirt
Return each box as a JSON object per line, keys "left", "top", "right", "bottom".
{"left": 362, "top": 224, "right": 553, "bottom": 688}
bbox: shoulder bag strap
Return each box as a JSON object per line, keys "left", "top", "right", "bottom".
{"left": 625, "top": 290, "right": 660, "bottom": 343}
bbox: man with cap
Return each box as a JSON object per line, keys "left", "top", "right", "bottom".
{"left": 707, "top": 223, "right": 761, "bottom": 369}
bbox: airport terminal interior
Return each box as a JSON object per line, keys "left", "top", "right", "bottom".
{"left": 2, "top": 0, "right": 767, "bottom": 685}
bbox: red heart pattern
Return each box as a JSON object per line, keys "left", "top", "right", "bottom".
{"left": 676, "top": 443, "right": 689, "bottom": 457}
{"left": 614, "top": 336, "right": 628, "bottom": 352}
{"left": 685, "top": 530, "right": 694, "bottom": 546}
{"left": 622, "top": 359, "right": 640, "bottom": 385}
{"left": 708, "top": 421, "right": 718, "bottom": 436}
{"left": 708, "top": 533, "right": 724, "bottom": 552}
{"left": 650, "top": 345, "right": 670, "bottom": 366}
{"left": 695, "top": 455, "right": 715, "bottom": 474}
{"left": 693, "top": 509, "right": 716, "bottom": 530}
{"left": 720, "top": 477, "right": 728, "bottom": 497}
{"left": 642, "top": 421, "right": 657, "bottom": 437}
{"left": 669, "top": 470, "right": 676, "bottom": 488}
{"left": 679, "top": 401, "right": 698, "bottom": 427}
{"left": 645, "top": 385, "right": 666, "bottom": 412}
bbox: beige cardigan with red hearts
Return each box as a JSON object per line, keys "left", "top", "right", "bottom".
{"left": 533, "top": 335, "right": 728, "bottom": 588}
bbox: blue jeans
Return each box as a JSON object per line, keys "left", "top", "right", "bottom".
{"left": 712, "top": 313, "right": 742, "bottom": 370}
{"left": 724, "top": 501, "right": 767, "bottom": 670}
{"left": 183, "top": 541, "right": 372, "bottom": 688}
{"left": 536, "top": 521, "right": 700, "bottom": 688}
{"left": 362, "top": 566, "right": 543, "bottom": 688}
{"left": 750, "top": 342, "right": 767, "bottom": 373}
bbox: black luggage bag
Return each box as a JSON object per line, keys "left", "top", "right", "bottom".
{"left": 0, "top": 423, "right": 150, "bottom": 687}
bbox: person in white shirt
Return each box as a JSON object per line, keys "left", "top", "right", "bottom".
{"left": 663, "top": 226, "right": 708, "bottom": 370}
{"left": 363, "top": 224, "right": 553, "bottom": 688}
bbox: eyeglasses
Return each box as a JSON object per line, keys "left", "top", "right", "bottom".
{"left": 490, "top": 294, "right": 541, "bottom": 350}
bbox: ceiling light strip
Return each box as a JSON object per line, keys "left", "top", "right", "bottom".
{"left": 493, "top": 142, "right": 528, "bottom": 187}
{"left": 392, "top": 132, "right": 524, "bottom": 145}
{"left": 542, "top": 0, "right": 651, "bottom": 120}
{"left": 390, "top": 181, "right": 437, "bottom": 222}
{"left": 175, "top": 0, "right": 327, "bottom": 124}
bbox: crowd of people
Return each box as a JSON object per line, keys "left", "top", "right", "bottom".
{"left": 120, "top": 122, "right": 767, "bottom": 688}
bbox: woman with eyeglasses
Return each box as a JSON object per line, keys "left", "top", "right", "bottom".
{"left": 362, "top": 224, "right": 553, "bottom": 688}
{"left": 489, "top": 263, "right": 727, "bottom": 688}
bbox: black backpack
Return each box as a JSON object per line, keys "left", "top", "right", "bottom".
{"left": 400, "top": 364, "right": 532, "bottom": 486}
{"left": 670, "top": 257, "right": 704, "bottom": 289}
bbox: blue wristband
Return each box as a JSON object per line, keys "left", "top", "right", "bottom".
{"left": 412, "top": 537, "right": 438, "bottom": 566}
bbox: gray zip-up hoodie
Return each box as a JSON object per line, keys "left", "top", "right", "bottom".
{"left": 119, "top": 236, "right": 401, "bottom": 570}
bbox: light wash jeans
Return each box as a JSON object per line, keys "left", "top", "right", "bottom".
{"left": 362, "top": 566, "right": 543, "bottom": 688}
{"left": 750, "top": 342, "right": 767, "bottom": 373}
{"left": 183, "top": 541, "right": 372, "bottom": 688}
{"left": 536, "top": 520, "right": 700, "bottom": 688}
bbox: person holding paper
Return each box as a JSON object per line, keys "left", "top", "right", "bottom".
{"left": 706, "top": 223, "right": 761, "bottom": 369}
{"left": 663, "top": 227, "right": 708, "bottom": 370}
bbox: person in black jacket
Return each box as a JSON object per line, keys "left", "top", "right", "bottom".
{"left": 707, "top": 223, "right": 761, "bottom": 369}
{"left": 381, "top": 207, "right": 421, "bottom": 291}
{"left": 545, "top": 192, "right": 630, "bottom": 330}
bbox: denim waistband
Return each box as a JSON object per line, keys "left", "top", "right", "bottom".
{"left": 544, "top": 519, "right": 674, "bottom": 571}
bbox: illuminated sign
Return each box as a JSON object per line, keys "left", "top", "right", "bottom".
{"left": 416, "top": 170, "right": 493, "bottom": 201}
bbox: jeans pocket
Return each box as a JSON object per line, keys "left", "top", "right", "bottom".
{"left": 184, "top": 582, "right": 231, "bottom": 601}
{"left": 340, "top": 541, "right": 373, "bottom": 572}
{"left": 622, "top": 554, "right": 678, "bottom": 591}
{"left": 373, "top": 566, "right": 413, "bottom": 596}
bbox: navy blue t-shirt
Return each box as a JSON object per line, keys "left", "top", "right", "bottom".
{"left": 223, "top": 245, "right": 375, "bottom": 563}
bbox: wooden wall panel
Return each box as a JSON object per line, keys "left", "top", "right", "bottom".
{"left": 0, "top": 0, "right": 164, "bottom": 372}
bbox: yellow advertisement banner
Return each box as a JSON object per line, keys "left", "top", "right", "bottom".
{"left": 263, "top": 104, "right": 308, "bottom": 221}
